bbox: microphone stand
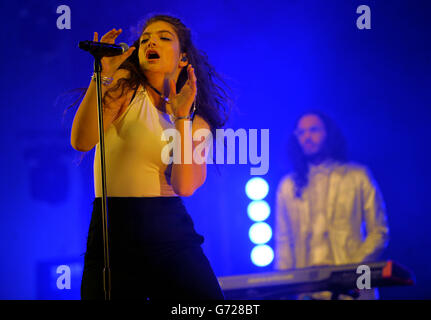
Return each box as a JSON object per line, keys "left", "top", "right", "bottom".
{"left": 93, "top": 56, "right": 111, "bottom": 300}
{"left": 79, "top": 40, "right": 129, "bottom": 301}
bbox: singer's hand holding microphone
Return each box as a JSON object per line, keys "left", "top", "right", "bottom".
{"left": 82, "top": 28, "right": 135, "bottom": 78}
{"left": 77, "top": 28, "right": 135, "bottom": 118}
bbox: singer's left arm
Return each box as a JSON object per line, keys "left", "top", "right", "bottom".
{"left": 170, "top": 115, "right": 211, "bottom": 197}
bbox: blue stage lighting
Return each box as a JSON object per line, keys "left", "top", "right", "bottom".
{"left": 250, "top": 244, "right": 274, "bottom": 267}
{"left": 247, "top": 200, "right": 271, "bottom": 222}
{"left": 245, "top": 177, "right": 269, "bottom": 200}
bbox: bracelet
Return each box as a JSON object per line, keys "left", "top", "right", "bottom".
{"left": 91, "top": 73, "right": 114, "bottom": 86}
{"left": 174, "top": 115, "right": 193, "bottom": 122}
{"left": 170, "top": 100, "right": 197, "bottom": 123}
{"left": 173, "top": 100, "right": 197, "bottom": 122}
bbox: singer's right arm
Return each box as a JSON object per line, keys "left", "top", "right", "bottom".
{"left": 70, "top": 69, "right": 129, "bottom": 152}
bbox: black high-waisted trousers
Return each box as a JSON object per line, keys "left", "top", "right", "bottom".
{"left": 80, "top": 197, "right": 224, "bottom": 300}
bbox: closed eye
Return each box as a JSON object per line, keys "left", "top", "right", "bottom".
{"left": 141, "top": 37, "right": 171, "bottom": 44}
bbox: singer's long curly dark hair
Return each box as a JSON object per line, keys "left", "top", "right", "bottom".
{"left": 63, "top": 13, "right": 233, "bottom": 163}
{"left": 104, "top": 14, "right": 232, "bottom": 132}
{"left": 287, "top": 110, "right": 348, "bottom": 198}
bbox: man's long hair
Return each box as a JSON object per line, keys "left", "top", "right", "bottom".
{"left": 287, "top": 110, "right": 348, "bottom": 198}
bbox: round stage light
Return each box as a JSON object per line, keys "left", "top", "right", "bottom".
{"left": 247, "top": 200, "right": 271, "bottom": 222}
{"left": 245, "top": 177, "right": 269, "bottom": 200}
{"left": 248, "top": 222, "right": 272, "bottom": 245}
{"left": 250, "top": 244, "right": 274, "bottom": 267}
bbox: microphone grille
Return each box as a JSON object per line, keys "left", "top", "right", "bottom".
{"left": 118, "top": 42, "right": 129, "bottom": 52}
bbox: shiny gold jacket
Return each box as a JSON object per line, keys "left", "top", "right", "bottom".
{"left": 274, "top": 162, "right": 389, "bottom": 270}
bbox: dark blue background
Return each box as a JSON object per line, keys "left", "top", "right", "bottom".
{"left": 0, "top": 0, "right": 430, "bottom": 299}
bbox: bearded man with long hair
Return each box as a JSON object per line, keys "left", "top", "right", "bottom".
{"left": 274, "top": 111, "right": 389, "bottom": 300}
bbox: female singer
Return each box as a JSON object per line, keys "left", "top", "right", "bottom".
{"left": 71, "top": 14, "right": 231, "bottom": 299}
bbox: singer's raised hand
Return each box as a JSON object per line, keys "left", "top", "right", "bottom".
{"left": 166, "top": 64, "right": 197, "bottom": 118}
{"left": 93, "top": 28, "right": 135, "bottom": 77}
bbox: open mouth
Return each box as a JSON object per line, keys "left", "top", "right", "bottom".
{"left": 146, "top": 50, "right": 160, "bottom": 60}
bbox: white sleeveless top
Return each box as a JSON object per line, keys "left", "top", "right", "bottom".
{"left": 93, "top": 86, "right": 178, "bottom": 197}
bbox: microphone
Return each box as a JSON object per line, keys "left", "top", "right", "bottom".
{"left": 78, "top": 41, "right": 129, "bottom": 57}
